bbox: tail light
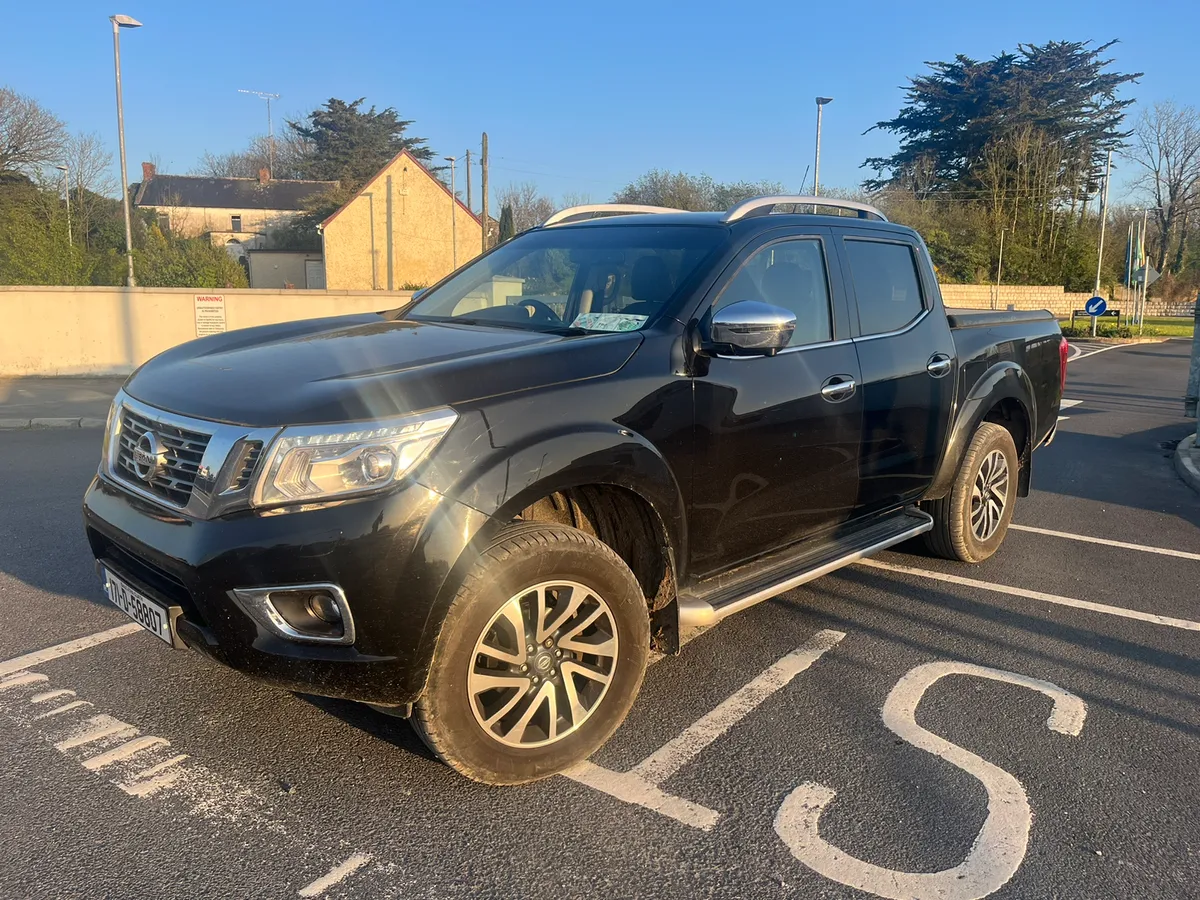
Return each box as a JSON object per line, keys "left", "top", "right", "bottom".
{"left": 1058, "top": 336, "right": 1069, "bottom": 392}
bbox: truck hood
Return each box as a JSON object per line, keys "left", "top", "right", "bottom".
{"left": 124, "top": 314, "right": 642, "bottom": 426}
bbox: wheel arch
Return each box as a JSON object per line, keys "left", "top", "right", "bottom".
{"left": 927, "top": 362, "right": 1035, "bottom": 501}
{"left": 407, "top": 425, "right": 687, "bottom": 696}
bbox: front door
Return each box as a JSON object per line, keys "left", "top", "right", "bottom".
{"left": 689, "top": 232, "right": 863, "bottom": 579}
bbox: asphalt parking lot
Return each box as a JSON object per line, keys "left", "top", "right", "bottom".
{"left": 1, "top": 340, "right": 1197, "bottom": 900}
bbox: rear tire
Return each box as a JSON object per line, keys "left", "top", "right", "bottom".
{"left": 922, "top": 422, "right": 1018, "bottom": 563}
{"left": 412, "top": 523, "right": 649, "bottom": 785}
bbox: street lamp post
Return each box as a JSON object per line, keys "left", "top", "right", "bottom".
{"left": 55, "top": 164, "right": 71, "bottom": 248}
{"left": 813, "top": 97, "right": 833, "bottom": 205}
{"left": 110, "top": 14, "right": 142, "bottom": 287}
{"left": 444, "top": 155, "right": 458, "bottom": 270}
{"left": 1090, "top": 149, "right": 1112, "bottom": 337}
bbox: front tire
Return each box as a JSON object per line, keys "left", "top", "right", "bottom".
{"left": 922, "top": 422, "right": 1018, "bottom": 563}
{"left": 412, "top": 523, "right": 649, "bottom": 785}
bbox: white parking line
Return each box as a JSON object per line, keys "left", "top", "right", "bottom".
{"left": 632, "top": 629, "right": 845, "bottom": 785}
{"left": 1072, "top": 343, "right": 1126, "bottom": 360}
{"left": 83, "top": 735, "right": 171, "bottom": 771}
{"left": 297, "top": 853, "right": 374, "bottom": 898}
{"left": 54, "top": 715, "right": 140, "bottom": 751}
{"left": 564, "top": 629, "right": 845, "bottom": 832}
{"left": 859, "top": 558, "right": 1200, "bottom": 631}
{"left": 0, "top": 623, "right": 141, "bottom": 677}
{"left": 1010, "top": 523, "right": 1200, "bottom": 562}
{"left": 1057, "top": 398, "right": 1082, "bottom": 422}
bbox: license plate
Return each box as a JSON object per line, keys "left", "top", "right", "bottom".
{"left": 105, "top": 570, "right": 175, "bottom": 645}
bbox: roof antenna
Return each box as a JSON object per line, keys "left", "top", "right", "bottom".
{"left": 238, "top": 89, "right": 281, "bottom": 177}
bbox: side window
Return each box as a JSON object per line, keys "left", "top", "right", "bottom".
{"left": 844, "top": 239, "right": 925, "bottom": 335}
{"left": 713, "top": 238, "right": 833, "bottom": 347}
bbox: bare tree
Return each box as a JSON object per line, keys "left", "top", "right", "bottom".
{"left": 1125, "top": 101, "right": 1200, "bottom": 273}
{"left": 194, "top": 129, "right": 312, "bottom": 180}
{"left": 496, "top": 182, "right": 555, "bottom": 232}
{"left": 0, "top": 86, "right": 66, "bottom": 176}
{"left": 559, "top": 191, "right": 592, "bottom": 209}
{"left": 61, "top": 131, "right": 117, "bottom": 247}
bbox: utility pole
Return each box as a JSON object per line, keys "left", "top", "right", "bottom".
{"left": 994, "top": 228, "right": 1005, "bottom": 309}
{"left": 481, "top": 132, "right": 489, "bottom": 252}
{"left": 465, "top": 149, "right": 472, "bottom": 212}
{"left": 55, "top": 164, "right": 72, "bottom": 247}
{"left": 1091, "top": 149, "right": 1112, "bottom": 337}
{"left": 444, "top": 155, "right": 458, "bottom": 269}
{"left": 1140, "top": 206, "right": 1151, "bottom": 332}
{"left": 238, "top": 90, "right": 281, "bottom": 176}
{"left": 1124, "top": 221, "right": 1134, "bottom": 327}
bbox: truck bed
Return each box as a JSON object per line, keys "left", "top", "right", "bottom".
{"left": 945, "top": 307, "right": 1057, "bottom": 329}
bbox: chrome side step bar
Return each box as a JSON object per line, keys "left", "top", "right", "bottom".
{"left": 677, "top": 510, "right": 933, "bottom": 630}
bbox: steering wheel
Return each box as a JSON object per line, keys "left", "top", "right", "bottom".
{"left": 515, "top": 298, "right": 562, "bottom": 325}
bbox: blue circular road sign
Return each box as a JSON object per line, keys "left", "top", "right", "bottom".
{"left": 1085, "top": 296, "right": 1107, "bottom": 316}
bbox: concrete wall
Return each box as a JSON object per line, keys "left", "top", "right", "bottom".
{"left": 939, "top": 284, "right": 1196, "bottom": 318}
{"left": 322, "top": 150, "right": 483, "bottom": 291}
{"left": 938, "top": 284, "right": 1103, "bottom": 316}
{"left": 0, "top": 286, "right": 412, "bottom": 377}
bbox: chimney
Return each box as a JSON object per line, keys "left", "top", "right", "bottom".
{"left": 142, "top": 161, "right": 156, "bottom": 181}
{"left": 258, "top": 168, "right": 270, "bottom": 184}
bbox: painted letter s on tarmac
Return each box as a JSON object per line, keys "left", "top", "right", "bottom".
{"left": 774, "top": 661, "right": 1087, "bottom": 900}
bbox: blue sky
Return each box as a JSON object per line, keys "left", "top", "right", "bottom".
{"left": 7, "top": 0, "right": 1199, "bottom": 209}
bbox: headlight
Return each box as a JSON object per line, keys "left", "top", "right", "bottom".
{"left": 251, "top": 408, "right": 457, "bottom": 508}
{"left": 99, "top": 395, "right": 122, "bottom": 470}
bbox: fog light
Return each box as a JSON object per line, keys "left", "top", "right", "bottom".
{"left": 230, "top": 583, "right": 355, "bottom": 645}
{"left": 306, "top": 591, "right": 342, "bottom": 624}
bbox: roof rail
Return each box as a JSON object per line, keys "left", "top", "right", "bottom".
{"left": 722, "top": 195, "right": 888, "bottom": 223}
{"left": 542, "top": 203, "right": 686, "bottom": 227}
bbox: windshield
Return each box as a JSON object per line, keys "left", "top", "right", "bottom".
{"left": 400, "top": 225, "right": 723, "bottom": 334}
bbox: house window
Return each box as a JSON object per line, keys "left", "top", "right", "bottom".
{"left": 230, "top": 215, "right": 242, "bottom": 233}
{"left": 156, "top": 212, "right": 170, "bottom": 233}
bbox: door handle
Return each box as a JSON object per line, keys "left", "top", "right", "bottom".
{"left": 927, "top": 355, "right": 953, "bottom": 378}
{"left": 820, "top": 376, "right": 856, "bottom": 402}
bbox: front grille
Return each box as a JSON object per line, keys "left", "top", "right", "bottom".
{"left": 115, "top": 406, "right": 213, "bottom": 507}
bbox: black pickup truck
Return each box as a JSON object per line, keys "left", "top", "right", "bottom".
{"left": 84, "top": 197, "right": 1066, "bottom": 784}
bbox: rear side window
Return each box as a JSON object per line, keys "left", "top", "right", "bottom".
{"left": 844, "top": 239, "right": 925, "bottom": 335}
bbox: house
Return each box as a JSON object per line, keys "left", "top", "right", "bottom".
{"left": 319, "top": 150, "right": 482, "bottom": 290}
{"left": 130, "top": 163, "right": 336, "bottom": 256}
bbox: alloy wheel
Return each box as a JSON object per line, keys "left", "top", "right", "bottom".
{"left": 467, "top": 580, "right": 618, "bottom": 748}
{"left": 970, "top": 449, "right": 1009, "bottom": 542}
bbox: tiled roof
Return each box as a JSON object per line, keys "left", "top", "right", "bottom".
{"left": 133, "top": 174, "right": 336, "bottom": 211}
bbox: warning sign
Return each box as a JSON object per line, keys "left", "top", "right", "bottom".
{"left": 194, "top": 294, "right": 227, "bottom": 337}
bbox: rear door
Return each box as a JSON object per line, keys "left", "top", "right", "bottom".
{"left": 688, "top": 228, "right": 863, "bottom": 578}
{"left": 836, "top": 232, "right": 955, "bottom": 515}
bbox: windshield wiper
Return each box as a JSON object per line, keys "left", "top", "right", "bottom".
{"left": 413, "top": 315, "right": 586, "bottom": 336}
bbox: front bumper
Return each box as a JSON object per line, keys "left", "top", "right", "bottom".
{"left": 83, "top": 474, "right": 486, "bottom": 704}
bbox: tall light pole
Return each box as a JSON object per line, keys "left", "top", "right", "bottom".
{"left": 110, "top": 14, "right": 142, "bottom": 287}
{"left": 55, "top": 164, "right": 72, "bottom": 247}
{"left": 444, "top": 155, "right": 458, "bottom": 269}
{"left": 238, "top": 89, "right": 281, "bottom": 177}
{"left": 1090, "top": 149, "right": 1113, "bottom": 337}
{"left": 813, "top": 97, "right": 833, "bottom": 203}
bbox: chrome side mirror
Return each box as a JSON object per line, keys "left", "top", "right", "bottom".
{"left": 708, "top": 300, "right": 796, "bottom": 354}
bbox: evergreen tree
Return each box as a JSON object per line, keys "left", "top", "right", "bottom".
{"left": 498, "top": 204, "right": 516, "bottom": 242}
{"left": 287, "top": 98, "right": 436, "bottom": 188}
{"left": 863, "top": 40, "right": 1140, "bottom": 195}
